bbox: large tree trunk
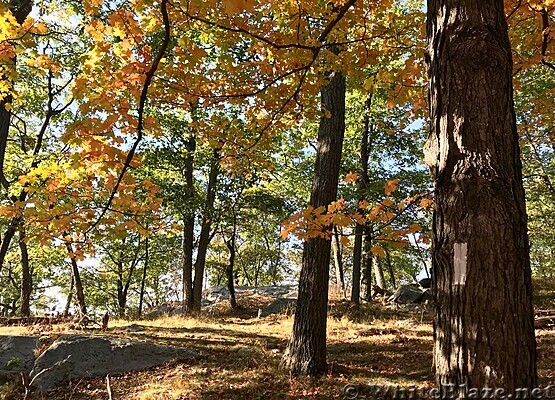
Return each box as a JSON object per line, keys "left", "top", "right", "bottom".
{"left": 182, "top": 135, "right": 195, "bottom": 313}
{"left": 18, "top": 228, "right": 31, "bottom": 317}
{"left": 425, "top": 0, "right": 537, "bottom": 395}
{"left": 192, "top": 149, "right": 219, "bottom": 311}
{"left": 284, "top": 69, "right": 346, "bottom": 377}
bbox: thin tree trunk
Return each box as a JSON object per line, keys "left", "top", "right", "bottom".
{"left": 18, "top": 228, "right": 31, "bottom": 317}
{"left": 351, "top": 224, "right": 362, "bottom": 305}
{"left": 284, "top": 69, "right": 346, "bottom": 377}
{"left": 361, "top": 229, "right": 372, "bottom": 301}
{"left": 351, "top": 94, "right": 372, "bottom": 305}
{"left": 373, "top": 254, "right": 386, "bottom": 292}
{"left": 425, "top": 0, "right": 537, "bottom": 394}
{"left": 192, "top": 149, "right": 219, "bottom": 311}
{"left": 64, "top": 275, "right": 74, "bottom": 318}
{"left": 225, "top": 217, "right": 238, "bottom": 309}
{"left": 117, "top": 261, "right": 125, "bottom": 317}
{"left": 331, "top": 227, "right": 345, "bottom": 297}
{"left": 138, "top": 236, "right": 149, "bottom": 316}
{"left": 182, "top": 134, "right": 195, "bottom": 313}
{"left": 385, "top": 249, "right": 396, "bottom": 289}
{"left": 65, "top": 242, "right": 86, "bottom": 316}
{"left": 0, "top": 1, "right": 33, "bottom": 273}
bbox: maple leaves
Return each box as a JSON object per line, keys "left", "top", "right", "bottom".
{"left": 281, "top": 174, "right": 433, "bottom": 257}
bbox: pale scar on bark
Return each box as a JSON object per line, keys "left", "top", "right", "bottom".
{"left": 454, "top": 242, "right": 468, "bottom": 285}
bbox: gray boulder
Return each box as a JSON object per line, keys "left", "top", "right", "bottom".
{"left": 258, "top": 298, "right": 296, "bottom": 317}
{"left": 30, "top": 334, "right": 196, "bottom": 391}
{"left": 0, "top": 336, "right": 40, "bottom": 382}
{"left": 390, "top": 284, "right": 427, "bottom": 304}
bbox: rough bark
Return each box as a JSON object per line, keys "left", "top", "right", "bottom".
{"left": 192, "top": 150, "right": 219, "bottom": 311}
{"left": 284, "top": 70, "right": 346, "bottom": 376}
{"left": 182, "top": 135, "right": 195, "bottom": 313}
{"left": 18, "top": 228, "right": 31, "bottom": 317}
{"left": 425, "top": 0, "right": 537, "bottom": 394}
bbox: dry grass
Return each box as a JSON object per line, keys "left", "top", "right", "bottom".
{"left": 0, "top": 288, "right": 554, "bottom": 399}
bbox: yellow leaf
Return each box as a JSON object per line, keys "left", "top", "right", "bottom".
{"left": 420, "top": 198, "right": 433, "bottom": 208}
{"left": 370, "top": 246, "right": 386, "bottom": 257}
{"left": 384, "top": 179, "right": 399, "bottom": 195}
{"left": 381, "top": 199, "right": 394, "bottom": 207}
{"left": 339, "top": 236, "right": 350, "bottom": 246}
{"left": 409, "top": 223, "right": 422, "bottom": 233}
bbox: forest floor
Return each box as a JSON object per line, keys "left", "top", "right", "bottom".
{"left": 1, "top": 280, "right": 555, "bottom": 399}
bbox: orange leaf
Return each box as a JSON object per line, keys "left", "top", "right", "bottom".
{"left": 384, "top": 179, "right": 399, "bottom": 195}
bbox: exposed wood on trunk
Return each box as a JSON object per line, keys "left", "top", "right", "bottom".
{"left": 425, "top": 0, "right": 537, "bottom": 394}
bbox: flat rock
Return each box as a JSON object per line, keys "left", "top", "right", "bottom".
{"left": 30, "top": 334, "right": 196, "bottom": 391}
{"left": 258, "top": 298, "right": 296, "bottom": 317}
{"left": 390, "top": 284, "right": 427, "bottom": 304}
{"left": 0, "top": 336, "right": 40, "bottom": 382}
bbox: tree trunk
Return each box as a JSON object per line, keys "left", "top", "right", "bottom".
{"left": 351, "top": 94, "right": 372, "bottom": 305}
{"left": 351, "top": 223, "right": 362, "bottom": 305}
{"left": 138, "top": 236, "right": 149, "bottom": 316}
{"left": 373, "top": 254, "right": 386, "bottom": 292}
{"left": 425, "top": 0, "right": 537, "bottom": 394}
{"left": 64, "top": 274, "right": 74, "bottom": 318}
{"left": 18, "top": 228, "right": 31, "bottom": 317}
{"left": 0, "top": 0, "right": 33, "bottom": 273}
{"left": 182, "top": 134, "right": 195, "bottom": 313}
{"left": 385, "top": 249, "right": 396, "bottom": 289}
{"left": 192, "top": 149, "right": 219, "bottom": 311}
{"left": 331, "top": 227, "right": 345, "bottom": 298}
{"left": 66, "top": 242, "right": 86, "bottom": 316}
{"left": 225, "top": 218, "right": 238, "bottom": 309}
{"left": 117, "top": 261, "right": 125, "bottom": 317}
{"left": 361, "top": 229, "right": 372, "bottom": 301}
{"left": 284, "top": 69, "right": 346, "bottom": 377}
